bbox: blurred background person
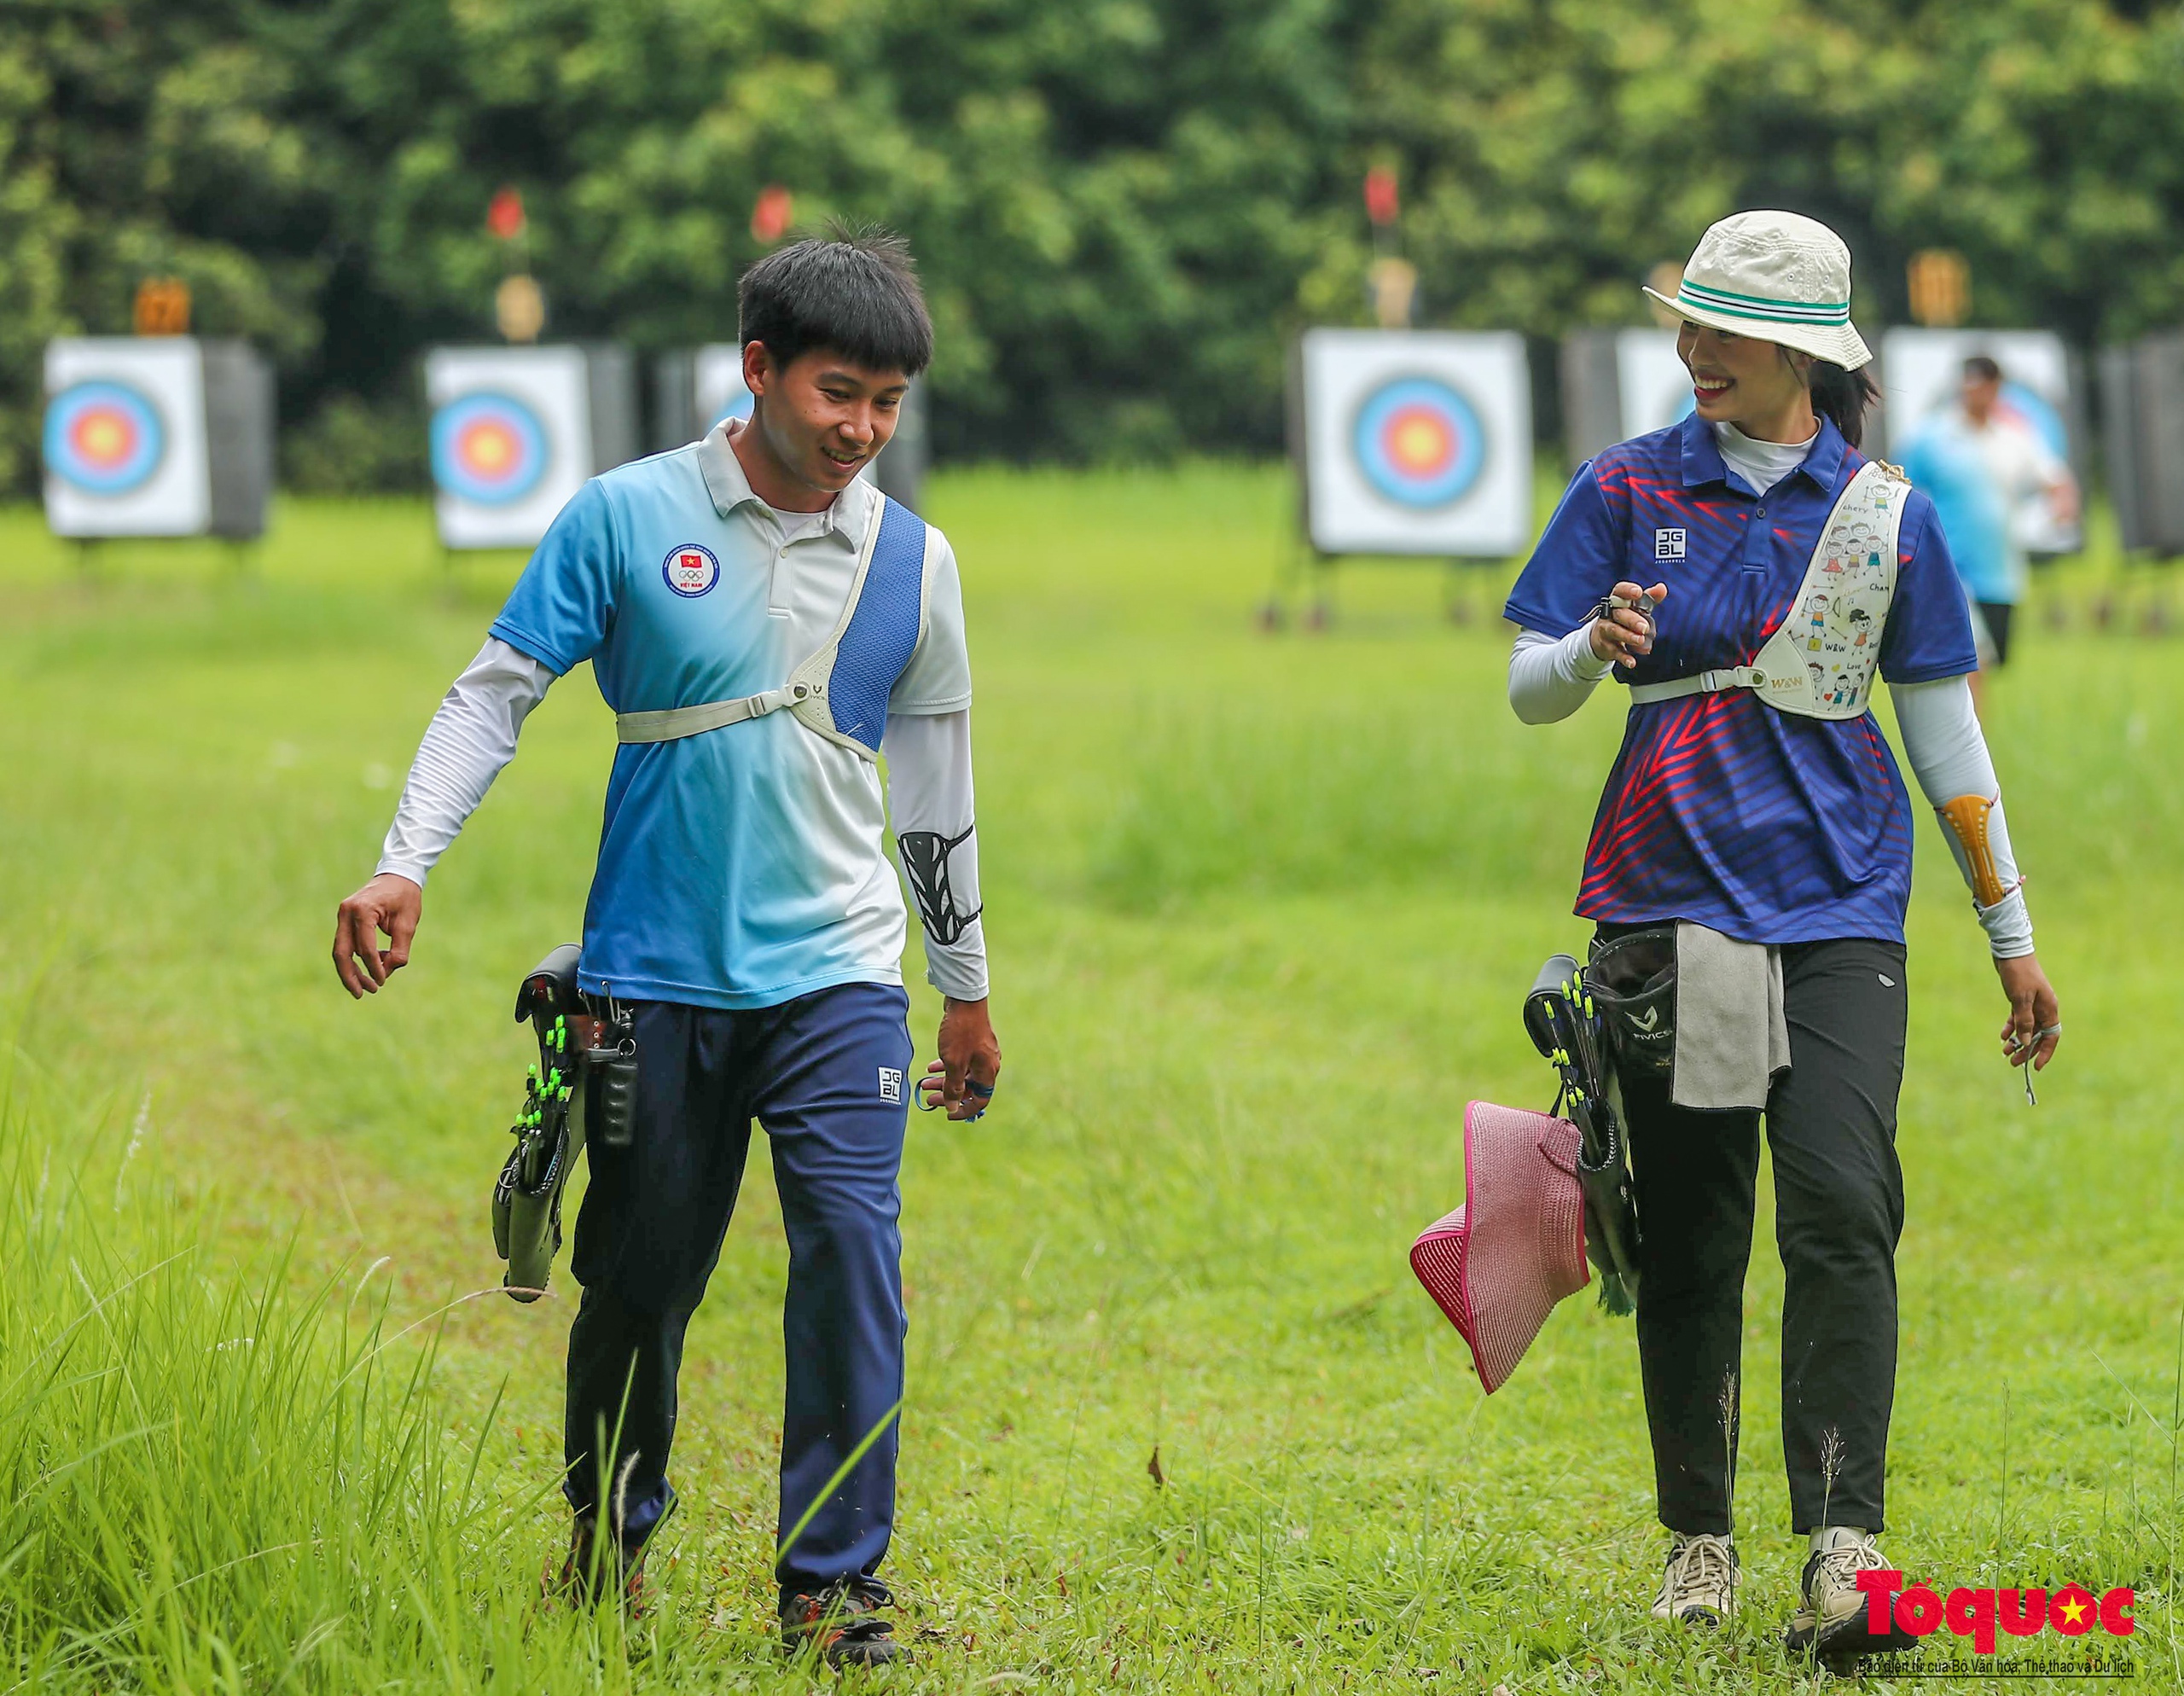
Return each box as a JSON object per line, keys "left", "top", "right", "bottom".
{"left": 1899, "top": 355, "right": 2078, "bottom": 709}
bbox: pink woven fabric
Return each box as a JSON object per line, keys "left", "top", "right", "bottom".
{"left": 1410, "top": 1101, "right": 1589, "bottom": 1393}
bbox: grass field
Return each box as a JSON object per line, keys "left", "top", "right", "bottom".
{"left": 2, "top": 468, "right": 2181, "bottom": 1693}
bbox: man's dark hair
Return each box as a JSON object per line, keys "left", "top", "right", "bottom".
{"left": 738, "top": 227, "right": 932, "bottom": 377}
{"left": 1963, "top": 354, "right": 2003, "bottom": 385}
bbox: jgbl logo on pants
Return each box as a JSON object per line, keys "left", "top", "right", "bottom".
{"left": 1858, "top": 1571, "right": 2134, "bottom": 1655}
{"left": 878, "top": 1068, "right": 903, "bottom": 1105}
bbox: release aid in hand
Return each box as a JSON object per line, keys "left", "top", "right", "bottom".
{"left": 914, "top": 1065, "right": 992, "bottom": 1118}
{"left": 1597, "top": 588, "right": 1658, "bottom": 638}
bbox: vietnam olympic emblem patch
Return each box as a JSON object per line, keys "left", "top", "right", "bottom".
{"left": 662, "top": 543, "right": 721, "bottom": 597}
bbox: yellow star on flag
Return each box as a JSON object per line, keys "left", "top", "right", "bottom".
{"left": 2059, "top": 1596, "right": 2089, "bottom": 1626}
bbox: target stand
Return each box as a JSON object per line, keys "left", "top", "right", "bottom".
{"left": 424, "top": 345, "right": 639, "bottom": 558}
{"left": 1274, "top": 328, "right": 1533, "bottom": 630}
{"left": 43, "top": 337, "right": 276, "bottom": 564}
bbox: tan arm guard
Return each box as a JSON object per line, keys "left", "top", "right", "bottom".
{"left": 1935, "top": 793, "right": 2019, "bottom": 909}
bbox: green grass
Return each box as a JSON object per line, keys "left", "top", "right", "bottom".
{"left": 1, "top": 471, "right": 2181, "bottom": 1693}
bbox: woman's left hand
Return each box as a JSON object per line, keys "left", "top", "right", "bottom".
{"left": 1995, "top": 953, "right": 2060, "bottom": 1073}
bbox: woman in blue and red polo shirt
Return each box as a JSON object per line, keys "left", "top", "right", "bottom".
{"left": 1504, "top": 212, "right": 2062, "bottom": 1664}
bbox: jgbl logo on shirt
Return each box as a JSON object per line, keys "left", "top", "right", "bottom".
{"left": 662, "top": 543, "right": 720, "bottom": 597}
{"left": 1655, "top": 527, "right": 1687, "bottom": 560}
{"left": 878, "top": 1067, "right": 903, "bottom": 1105}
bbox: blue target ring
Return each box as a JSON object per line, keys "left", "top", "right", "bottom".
{"left": 44, "top": 380, "right": 166, "bottom": 497}
{"left": 431, "top": 392, "right": 549, "bottom": 506}
{"left": 1352, "top": 376, "right": 1487, "bottom": 509}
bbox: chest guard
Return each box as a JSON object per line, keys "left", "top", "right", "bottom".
{"left": 614, "top": 493, "right": 929, "bottom": 760}
{"left": 1628, "top": 460, "right": 1911, "bottom": 720}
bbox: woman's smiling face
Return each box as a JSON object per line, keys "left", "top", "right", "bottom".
{"left": 1677, "top": 321, "right": 1809, "bottom": 430}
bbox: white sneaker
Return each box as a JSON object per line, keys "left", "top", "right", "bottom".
{"left": 1785, "top": 1530, "right": 1912, "bottom": 1661}
{"left": 1651, "top": 1532, "right": 1738, "bottom": 1628}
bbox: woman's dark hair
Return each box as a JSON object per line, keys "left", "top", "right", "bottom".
{"left": 1808, "top": 359, "right": 1879, "bottom": 449}
{"left": 738, "top": 225, "right": 933, "bottom": 376}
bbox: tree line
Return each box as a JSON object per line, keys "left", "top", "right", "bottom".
{"left": 3, "top": 0, "right": 2181, "bottom": 491}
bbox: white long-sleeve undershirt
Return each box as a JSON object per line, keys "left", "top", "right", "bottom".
{"left": 377, "top": 638, "right": 554, "bottom": 883}
{"left": 1506, "top": 628, "right": 2031, "bottom": 955}
{"left": 879, "top": 709, "right": 987, "bottom": 1000}
{"left": 376, "top": 636, "right": 990, "bottom": 996}
{"left": 1890, "top": 676, "right": 2032, "bottom": 957}
{"left": 1508, "top": 625, "right": 1615, "bottom": 724}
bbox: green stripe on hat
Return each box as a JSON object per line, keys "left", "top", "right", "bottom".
{"left": 1677, "top": 277, "right": 1851, "bottom": 326}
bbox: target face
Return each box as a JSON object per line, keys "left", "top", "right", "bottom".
{"left": 1352, "top": 377, "right": 1487, "bottom": 509}
{"left": 431, "top": 392, "right": 549, "bottom": 506}
{"left": 1298, "top": 329, "right": 1531, "bottom": 557}
{"left": 44, "top": 380, "right": 166, "bottom": 497}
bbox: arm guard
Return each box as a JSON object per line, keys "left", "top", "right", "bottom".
{"left": 898, "top": 825, "right": 982, "bottom": 947}
{"left": 1935, "top": 793, "right": 2017, "bottom": 909}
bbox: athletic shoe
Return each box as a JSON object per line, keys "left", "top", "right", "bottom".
{"left": 554, "top": 1510, "right": 652, "bottom": 1607}
{"left": 1650, "top": 1531, "right": 1739, "bottom": 1628}
{"left": 781, "top": 1577, "right": 906, "bottom": 1669}
{"left": 1784, "top": 1531, "right": 1916, "bottom": 1663}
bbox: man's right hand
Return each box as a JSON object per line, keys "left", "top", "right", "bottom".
{"left": 1590, "top": 580, "right": 1669, "bottom": 668}
{"left": 333, "top": 873, "right": 423, "bottom": 997}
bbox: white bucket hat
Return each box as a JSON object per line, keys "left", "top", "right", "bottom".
{"left": 1644, "top": 211, "right": 1873, "bottom": 370}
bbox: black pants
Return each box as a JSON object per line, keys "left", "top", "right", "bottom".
{"left": 1623, "top": 937, "right": 1908, "bottom": 1536}
{"left": 1976, "top": 600, "right": 2015, "bottom": 666}
{"left": 563, "top": 983, "right": 914, "bottom": 1593}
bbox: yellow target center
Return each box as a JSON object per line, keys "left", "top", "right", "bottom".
{"left": 1389, "top": 412, "right": 1452, "bottom": 473}
{"left": 79, "top": 415, "right": 128, "bottom": 462}
{"left": 465, "top": 423, "right": 516, "bottom": 474}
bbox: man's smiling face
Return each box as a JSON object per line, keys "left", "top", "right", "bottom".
{"left": 744, "top": 344, "right": 908, "bottom": 503}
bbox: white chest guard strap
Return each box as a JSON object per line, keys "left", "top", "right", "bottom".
{"left": 1628, "top": 461, "right": 1911, "bottom": 720}
{"left": 615, "top": 493, "right": 928, "bottom": 761}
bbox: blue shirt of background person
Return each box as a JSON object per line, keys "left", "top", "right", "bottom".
{"left": 1898, "top": 415, "right": 2013, "bottom": 604}
{"left": 1503, "top": 410, "right": 1979, "bottom": 946}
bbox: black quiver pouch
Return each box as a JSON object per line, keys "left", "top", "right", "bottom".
{"left": 1523, "top": 953, "right": 1641, "bottom": 1314}
{"left": 1583, "top": 926, "right": 1677, "bottom": 1081}
{"left": 491, "top": 944, "right": 640, "bottom": 1302}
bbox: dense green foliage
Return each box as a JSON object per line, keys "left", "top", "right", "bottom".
{"left": 1, "top": 474, "right": 2181, "bottom": 1687}
{"left": 3, "top": 0, "right": 2183, "bottom": 489}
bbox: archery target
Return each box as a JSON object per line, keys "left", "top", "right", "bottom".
{"left": 1615, "top": 330, "right": 1697, "bottom": 441}
{"left": 432, "top": 393, "right": 548, "bottom": 506}
{"left": 42, "top": 339, "right": 212, "bottom": 537}
{"left": 1879, "top": 328, "right": 2081, "bottom": 552}
{"left": 693, "top": 346, "right": 756, "bottom": 433}
{"left": 1351, "top": 378, "right": 1486, "bottom": 508}
{"left": 426, "top": 346, "right": 591, "bottom": 549}
{"left": 46, "top": 380, "right": 166, "bottom": 496}
{"left": 1301, "top": 329, "right": 1531, "bottom": 555}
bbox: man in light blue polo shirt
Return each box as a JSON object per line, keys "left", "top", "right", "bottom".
{"left": 332, "top": 231, "right": 998, "bottom": 1669}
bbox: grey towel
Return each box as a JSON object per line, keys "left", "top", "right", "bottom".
{"left": 1670, "top": 921, "right": 1791, "bottom": 1111}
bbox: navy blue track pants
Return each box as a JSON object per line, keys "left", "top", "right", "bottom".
{"left": 562, "top": 982, "right": 914, "bottom": 1594}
